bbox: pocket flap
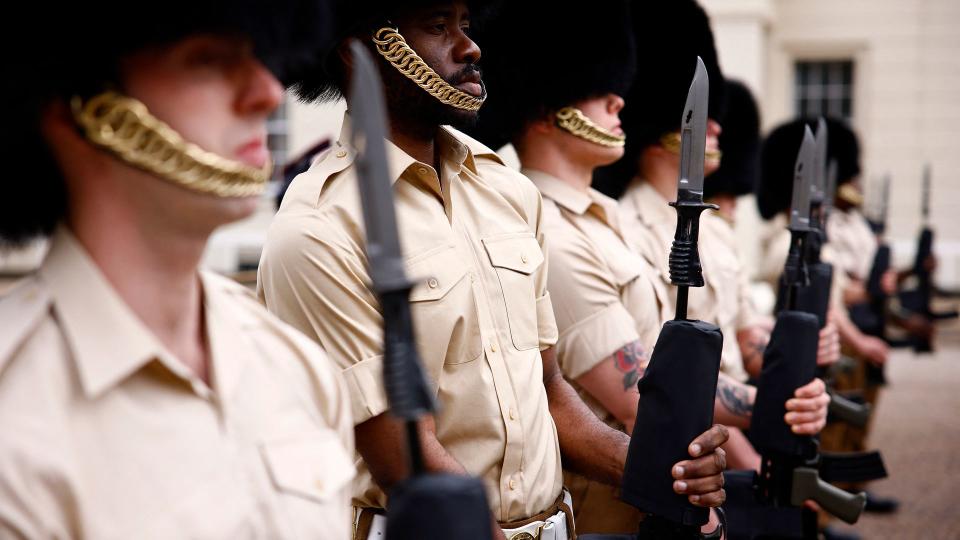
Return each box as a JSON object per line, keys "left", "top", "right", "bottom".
{"left": 482, "top": 234, "right": 544, "bottom": 275}
{"left": 406, "top": 246, "right": 468, "bottom": 302}
{"left": 260, "top": 431, "right": 355, "bottom": 503}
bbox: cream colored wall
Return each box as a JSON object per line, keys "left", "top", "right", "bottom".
{"left": 704, "top": 0, "right": 960, "bottom": 287}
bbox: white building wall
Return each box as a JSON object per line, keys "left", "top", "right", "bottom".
{"left": 704, "top": 0, "right": 960, "bottom": 287}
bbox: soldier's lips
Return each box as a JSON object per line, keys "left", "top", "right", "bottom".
{"left": 456, "top": 82, "right": 483, "bottom": 97}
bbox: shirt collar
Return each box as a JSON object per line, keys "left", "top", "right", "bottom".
{"left": 522, "top": 168, "right": 622, "bottom": 230}
{"left": 337, "top": 112, "right": 501, "bottom": 184}
{"left": 38, "top": 227, "right": 174, "bottom": 398}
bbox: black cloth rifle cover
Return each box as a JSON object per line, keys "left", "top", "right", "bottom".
{"left": 751, "top": 311, "right": 819, "bottom": 457}
{"left": 776, "top": 262, "right": 833, "bottom": 328}
{"left": 621, "top": 319, "right": 722, "bottom": 527}
{"left": 723, "top": 470, "right": 803, "bottom": 540}
{"left": 386, "top": 473, "right": 491, "bottom": 539}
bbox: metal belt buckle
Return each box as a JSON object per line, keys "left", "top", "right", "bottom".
{"left": 508, "top": 521, "right": 545, "bottom": 540}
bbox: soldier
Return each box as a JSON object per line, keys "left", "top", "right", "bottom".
{"left": 257, "top": 1, "right": 729, "bottom": 538}
{"left": 0, "top": 2, "right": 357, "bottom": 538}
{"left": 470, "top": 2, "right": 832, "bottom": 535}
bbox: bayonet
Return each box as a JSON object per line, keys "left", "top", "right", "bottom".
{"left": 922, "top": 163, "right": 931, "bottom": 224}
{"left": 350, "top": 39, "right": 435, "bottom": 453}
{"left": 668, "top": 57, "right": 718, "bottom": 320}
{"left": 780, "top": 125, "right": 816, "bottom": 311}
{"left": 810, "top": 118, "right": 828, "bottom": 231}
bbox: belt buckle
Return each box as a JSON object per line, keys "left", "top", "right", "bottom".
{"left": 508, "top": 522, "right": 545, "bottom": 540}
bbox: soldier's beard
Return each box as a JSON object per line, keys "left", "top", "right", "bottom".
{"left": 374, "top": 46, "right": 483, "bottom": 134}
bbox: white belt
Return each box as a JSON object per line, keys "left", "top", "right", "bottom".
{"left": 356, "top": 491, "right": 574, "bottom": 540}
{"left": 501, "top": 490, "right": 573, "bottom": 540}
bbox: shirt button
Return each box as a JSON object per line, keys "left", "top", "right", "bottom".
{"left": 427, "top": 278, "right": 439, "bottom": 289}
{"left": 417, "top": 167, "right": 429, "bottom": 176}
{"left": 335, "top": 150, "right": 347, "bottom": 158}
{"left": 508, "top": 478, "right": 517, "bottom": 490}
{"left": 469, "top": 272, "right": 476, "bottom": 283}
{"left": 490, "top": 343, "right": 498, "bottom": 353}
{"left": 521, "top": 253, "right": 528, "bottom": 264}
{"left": 509, "top": 408, "right": 516, "bottom": 420}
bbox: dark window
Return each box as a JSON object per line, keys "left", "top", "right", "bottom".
{"left": 794, "top": 60, "right": 854, "bottom": 120}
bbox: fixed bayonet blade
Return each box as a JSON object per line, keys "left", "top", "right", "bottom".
{"left": 349, "top": 41, "right": 410, "bottom": 293}
{"left": 812, "top": 117, "right": 828, "bottom": 205}
{"left": 789, "top": 125, "right": 816, "bottom": 231}
{"left": 677, "top": 57, "right": 709, "bottom": 201}
{"left": 922, "top": 163, "right": 931, "bottom": 222}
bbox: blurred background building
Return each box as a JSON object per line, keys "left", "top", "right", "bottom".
{"left": 702, "top": 0, "right": 960, "bottom": 288}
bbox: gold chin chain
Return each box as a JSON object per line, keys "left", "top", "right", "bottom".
{"left": 837, "top": 183, "right": 863, "bottom": 207}
{"left": 71, "top": 92, "right": 271, "bottom": 198}
{"left": 555, "top": 107, "right": 626, "bottom": 148}
{"left": 659, "top": 132, "right": 723, "bottom": 162}
{"left": 372, "top": 26, "right": 485, "bottom": 112}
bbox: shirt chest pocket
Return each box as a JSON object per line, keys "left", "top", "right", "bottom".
{"left": 260, "top": 431, "right": 355, "bottom": 504}
{"left": 407, "top": 245, "right": 483, "bottom": 365}
{"left": 482, "top": 232, "right": 545, "bottom": 351}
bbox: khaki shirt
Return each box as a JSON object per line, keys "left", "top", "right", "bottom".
{"left": 0, "top": 228, "right": 355, "bottom": 540}
{"left": 620, "top": 182, "right": 750, "bottom": 382}
{"left": 525, "top": 170, "right": 669, "bottom": 533}
{"left": 257, "top": 116, "right": 561, "bottom": 522}
{"left": 527, "top": 170, "right": 669, "bottom": 379}
{"left": 826, "top": 209, "right": 877, "bottom": 281}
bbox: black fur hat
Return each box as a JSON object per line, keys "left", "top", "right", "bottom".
{"left": 593, "top": 0, "right": 725, "bottom": 199}
{"left": 704, "top": 80, "right": 760, "bottom": 200}
{"left": 757, "top": 117, "right": 861, "bottom": 220}
{"left": 464, "top": 0, "right": 636, "bottom": 150}
{"left": 292, "top": 0, "right": 500, "bottom": 103}
{"left": 2, "top": 0, "right": 332, "bottom": 245}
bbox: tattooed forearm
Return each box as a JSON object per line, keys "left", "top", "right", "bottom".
{"left": 613, "top": 340, "right": 648, "bottom": 391}
{"left": 717, "top": 378, "right": 753, "bottom": 418}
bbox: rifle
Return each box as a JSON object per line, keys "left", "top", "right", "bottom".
{"left": 897, "top": 164, "right": 958, "bottom": 348}
{"left": 348, "top": 41, "right": 491, "bottom": 539}
{"left": 621, "top": 57, "right": 723, "bottom": 540}
{"left": 750, "top": 125, "right": 867, "bottom": 537}
{"left": 774, "top": 120, "right": 870, "bottom": 427}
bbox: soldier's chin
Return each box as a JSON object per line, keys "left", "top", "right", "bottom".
{"left": 438, "top": 105, "right": 479, "bottom": 130}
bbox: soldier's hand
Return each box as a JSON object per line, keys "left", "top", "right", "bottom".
{"left": 672, "top": 424, "right": 728, "bottom": 507}
{"left": 785, "top": 378, "right": 830, "bottom": 435}
{"left": 858, "top": 335, "right": 890, "bottom": 366}
{"left": 880, "top": 269, "right": 898, "bottom": 296}
{"left": 816, "top": 322, "right": 840, "bottom": 366}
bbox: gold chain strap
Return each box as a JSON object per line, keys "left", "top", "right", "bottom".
{"left": 372, "top": 26, "right": 485, "bottom": 112}
{"left": 71, "top": 92, "right": 271, "bottom": 198}
{"left": 659, "top": 131, "right": 722, "bottom": 161}
{"left": 555, "top": 107, "right": 626, "bottom": 148}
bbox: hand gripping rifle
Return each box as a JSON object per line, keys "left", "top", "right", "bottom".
{"left": 751, "top": 127, "right": 867, "bottom": 537}
{"left": 348, "top": 42, "right": 491, "bottom": 540}
{"left": 621, "top": 58, "right": 724, "bottom": 540}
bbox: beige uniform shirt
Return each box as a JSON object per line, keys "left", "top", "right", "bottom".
{"left": 0, "top": 228, "right": 355, "bottom": 540}
{"left": 620, "top": 182, "right": 750, "bottom": 381}
{"left": 257, "top": 116, "right": 561, "bottom": 522}
{"left": 526, "top": 170, "right": 670, "bottom": 533}
{"left": 826, "top": 209, "right": 878, "bottom": 281}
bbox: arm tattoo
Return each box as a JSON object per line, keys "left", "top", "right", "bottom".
{"left": 613, "top": 340, "right": 648, "bottom": 391}
{"left": 717, "top": 378, "right": 753, "bottom": 418}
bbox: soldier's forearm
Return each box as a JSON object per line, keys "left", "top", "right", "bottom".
{"left": 355, "top": 413, "right": 468, "bottom": 492}
{"left": 713, "top": 374, "right": 755, "bottom": 429}
{"left": 545, "top": 368, "right": 630, "bottom": 487}
{"left": 540, "top": 347, "right": 628, "bottom": 486}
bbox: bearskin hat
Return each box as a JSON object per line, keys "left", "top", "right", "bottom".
{"left": 2, "top": 0, "right": 331, "bottom": 246}
{"left": 463, "top": 0, "right": 636, "bottom": 150}
{"left": 757, "top": 117, "right": 861, "bottom": 220}
{"left": 593, "top": 0, "right": 725, "bottom": 199}
{"left": 704, "top": 80, "right": 760, "bottom": 200}
{"left": 292, "top": 0, "right": 501, "bottom": 103}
